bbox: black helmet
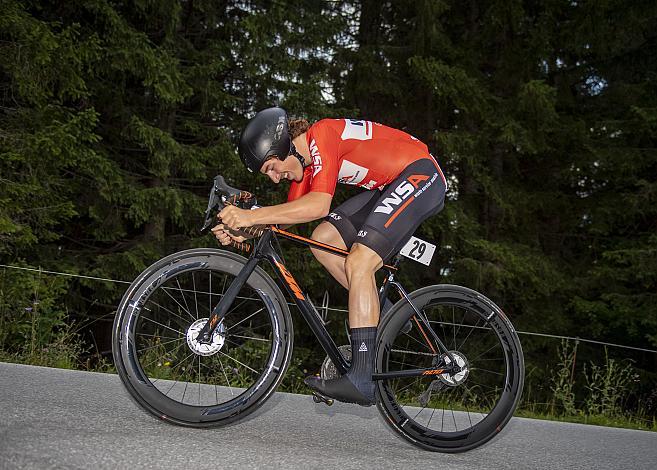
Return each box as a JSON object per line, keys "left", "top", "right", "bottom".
{"left": 238, "top": 107, "right": 291, "bottom": 173}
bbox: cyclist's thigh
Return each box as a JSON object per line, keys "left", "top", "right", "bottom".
{"left": 356, "top": 158, "right": 446, "bottom": 262}
{"left": 324, "top": 190, "right": 380, "bottom": 249}
{"left": 311, "top": 221, "right": 348, "bottom": 250}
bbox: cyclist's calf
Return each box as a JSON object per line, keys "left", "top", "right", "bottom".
{"left": 310, "top": 223, "right": 383, "bottom": 327}
{"left": 345, "top": 243, "right": 383, "bottom": 328}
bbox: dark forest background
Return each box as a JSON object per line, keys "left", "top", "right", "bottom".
{"left": 1, "top": 1, "right": 656, "bottom": 425}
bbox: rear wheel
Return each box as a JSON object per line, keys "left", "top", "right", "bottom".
{"left": 375, "top": 284, "right": 524, "bottom": 452}
{"left": 112, "top": 249, "right": 293, "bottom": 427}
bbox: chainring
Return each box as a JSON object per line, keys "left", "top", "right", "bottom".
{"left": 320, "top": 345, "right": 352, "bottom": 380}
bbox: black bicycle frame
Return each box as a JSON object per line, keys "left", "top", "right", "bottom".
{"left": 196, "top": 228, "right": 458, "bottom": 380}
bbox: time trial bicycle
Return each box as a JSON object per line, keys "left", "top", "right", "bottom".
{"left": 112, "top": 175, "right": 524, "bottom": 452}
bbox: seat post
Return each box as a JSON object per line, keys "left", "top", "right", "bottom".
{"left": 378, "top": 254, "right": 402, "bottom": 310}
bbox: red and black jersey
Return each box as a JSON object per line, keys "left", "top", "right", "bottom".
{"left": 287, "top": 119, "right": 443, "bottom": 201}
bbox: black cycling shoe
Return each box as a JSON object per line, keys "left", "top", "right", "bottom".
{"left": 304, "top": 374, "right": 375, "bottom": 407}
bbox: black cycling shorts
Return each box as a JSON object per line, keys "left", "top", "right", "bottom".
{"left": 325, "top": 157, "right": 446, "bottom": 261}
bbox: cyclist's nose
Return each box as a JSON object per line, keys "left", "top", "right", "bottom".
{"left": 268, "top": 171, "right": 281, "bottom": 184}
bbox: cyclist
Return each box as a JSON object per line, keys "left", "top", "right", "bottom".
{"left": 212, "top": 107, "right": 446, "bottom": 406}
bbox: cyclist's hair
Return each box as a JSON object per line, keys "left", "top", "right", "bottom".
{"left": 288, "top": 118, "right": 310, "bottom": 140}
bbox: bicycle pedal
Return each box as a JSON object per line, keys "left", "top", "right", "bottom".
{"left": 312, "top": 391, "right": 334, "bottom": 406}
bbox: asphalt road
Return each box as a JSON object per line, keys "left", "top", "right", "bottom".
{"left": 0, "top": 362, "right": 655, "bottom": 469}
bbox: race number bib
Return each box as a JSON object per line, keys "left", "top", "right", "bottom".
{"left": 399, "top": 236, "right": 436, "bottom": 266}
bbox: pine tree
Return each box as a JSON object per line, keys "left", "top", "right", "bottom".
{"left": 1, "top": 0, "right": 346, "bottom": 355}
{"left": 337, "top": 0, "right": 657, "bottom": 392}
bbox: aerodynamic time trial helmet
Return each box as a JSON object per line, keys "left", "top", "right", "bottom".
{"left": 238, "top": 107, "right": 291, "bottom": 173}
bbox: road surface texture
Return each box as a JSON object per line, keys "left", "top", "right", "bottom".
{"left": 0, "top": 362, "right": 655, "bottom": 469}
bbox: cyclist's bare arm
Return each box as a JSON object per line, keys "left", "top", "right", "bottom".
{"left": 248, "top": 192, "right": 332, "bottom": 226}
{"left": 212, "top": 192, "right": 331, "bottom": 245}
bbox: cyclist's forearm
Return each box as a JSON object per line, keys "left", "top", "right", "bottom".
{"left": 250, "top": 192, "right": 331, "bottom": 225}
{"left": 250, "top": 204, "right": 316, "bottom": 225}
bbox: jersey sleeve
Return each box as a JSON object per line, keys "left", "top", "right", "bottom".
{"left": 305, "top": 121, "right": 339, "bottom": 196}
{"left": 286, "top": 120, "right": 340, "bottom": 201}
{"left": 287, "top": 168, "right": 313, "bottom": 202}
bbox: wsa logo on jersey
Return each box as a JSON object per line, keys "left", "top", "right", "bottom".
{"left": 309, "top": 139, "right": 322, "bottom": 178}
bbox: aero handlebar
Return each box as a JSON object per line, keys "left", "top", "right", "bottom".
{"left": 200, "top": 175, "right": 266, "bottom": 252}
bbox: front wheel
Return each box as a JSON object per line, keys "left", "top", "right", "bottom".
{"left": 112, "top": 248, "right": 293, "bottom": 427}
{"left": 375, "top": 284, "right": 524, "bottom": 452}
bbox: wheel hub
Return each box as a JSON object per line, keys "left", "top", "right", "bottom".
{"left": 438, "top": 351, "right": 469, "bottom": 386}
{"left": 186, "top": 318, "right": 226, "bottom": 356}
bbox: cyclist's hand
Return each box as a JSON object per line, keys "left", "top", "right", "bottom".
{"left": 218, "top": 206, "right": 254, "bottom": 230}
{"left": 210, "top": 224, "right": 248, "bottom": 245}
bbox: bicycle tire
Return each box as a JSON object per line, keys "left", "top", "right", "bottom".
{"left": 375, "top": 284, "right": 524, "bottom": 452}
{"left": 112, "top": 248, "right": 293, "bottom": 427}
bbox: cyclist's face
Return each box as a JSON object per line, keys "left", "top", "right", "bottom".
{"left": 260, "top": 156, "right": 301, "bottom": 183}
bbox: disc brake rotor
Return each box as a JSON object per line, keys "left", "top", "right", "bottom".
{"left": 186, "top": 318, "right": 226, "bottom": 356}
{"left": 438, "top": 350, "right": 469, "bottom": 386}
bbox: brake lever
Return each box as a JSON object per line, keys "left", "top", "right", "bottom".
{"left": 200, "top": 175, "right": 259, "bottom": 240}
{"left": 200, "top": 175, "right": 226, "bottom": 234}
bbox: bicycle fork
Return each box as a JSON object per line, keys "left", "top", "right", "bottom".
{"left": 195, "top": 238, "right": 265, "bottom": 344}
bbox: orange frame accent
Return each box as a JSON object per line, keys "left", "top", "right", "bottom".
{"left": 421, "top": 368, "right": 446, "bottom": 376}
{"left": 413, "top": 316, "right": 438, "bottom": 355}
{"left": 273, "top": 260, "right": 305, "bottom": 300}
{"left": 269, "top": 226, "right": 398, "bottom": 271}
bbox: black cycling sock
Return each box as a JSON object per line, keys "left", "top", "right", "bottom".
{"left": 346, "top": 326, "right": 377, "bottom": 400}
{"left": 304, "top": 326, "right": 377, "bottom": 405}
